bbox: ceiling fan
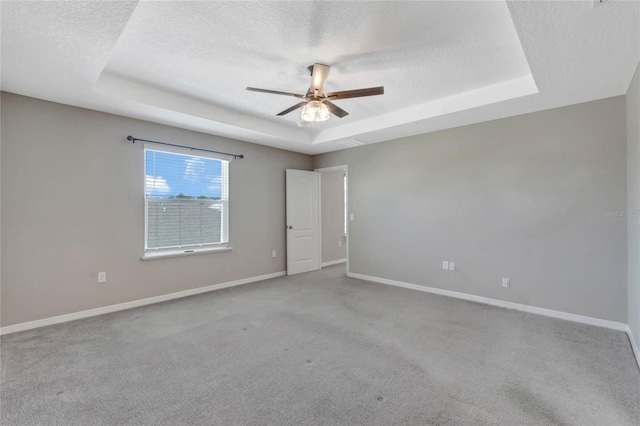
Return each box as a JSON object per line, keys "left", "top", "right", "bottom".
{"left": 246, "top": 63, "right": 384, "bottom": 123}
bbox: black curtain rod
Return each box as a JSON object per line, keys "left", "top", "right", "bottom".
{"left": 126, "top": 136, "right": 244, "bottom": 159}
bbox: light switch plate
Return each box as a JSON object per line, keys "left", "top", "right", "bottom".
{"left": 442, "top": 261, "right": 449, "bottom": 270}
{"left": 502, "top": 277, "right": 510, "bottom": 288}
{"left": 98, "top": 272, "right": 107, "bottom": 283}
{"left": 449, "top": 262, "right": 455, "bottom": 271}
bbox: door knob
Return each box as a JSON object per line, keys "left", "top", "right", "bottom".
{"left": 288, "top": 225, "right": 293, "bottom": 229}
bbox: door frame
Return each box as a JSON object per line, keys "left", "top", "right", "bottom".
{"left": 315, "top": 165, "right": 349, "bottom": 274}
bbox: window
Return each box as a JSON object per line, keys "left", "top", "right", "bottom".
{"left": 144, "top": 146, "right": 229, "bottom": 258}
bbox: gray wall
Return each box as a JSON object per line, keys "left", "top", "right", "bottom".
{"left": 1, "top": 91, "right": 632, "bottom": 327}
{"left": 0, "top": 93, "right": 3, "bottom": 325}
{"left": 314, "top": 97, "right": 628, "bottom": 323}
{"left": 320, "top": 170, "right": 346, "bottom": 264}
{"left": 0, "top": 93, "right": 312, "bottom": 326}
{"left": 628, "top": 63, "right": 640, "bottom": 345}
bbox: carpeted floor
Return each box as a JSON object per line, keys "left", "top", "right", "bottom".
{"left": 1, "top": 265, "right": 639, "bottom": 425}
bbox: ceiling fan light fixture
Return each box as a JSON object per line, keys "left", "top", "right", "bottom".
{"left": 300, "top": 100, "right": 330, "bottom": 122}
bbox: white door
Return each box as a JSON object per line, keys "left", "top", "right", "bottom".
{"left": 286, "top": 169, "right": 320, "bottom": 275}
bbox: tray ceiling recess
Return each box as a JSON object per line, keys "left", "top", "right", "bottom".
{"left": 2, "top": 1, "right": 638, "bottom": 154}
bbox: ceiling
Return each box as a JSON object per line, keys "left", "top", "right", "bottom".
{"left": 1, "top": 1, "right": 638, "bottom": 155}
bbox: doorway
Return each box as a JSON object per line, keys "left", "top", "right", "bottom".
{"left": 316, "top": 165, "right": 348, "bottom": 271}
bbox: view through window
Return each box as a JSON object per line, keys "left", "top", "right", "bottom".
{"left": 145, "top": 148, "right": 229, "bottom": 252}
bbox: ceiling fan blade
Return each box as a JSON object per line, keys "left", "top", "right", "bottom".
{"left": 324, "top": 100, "right": 349, "bottom": 118}
{"left": 309, "top": 63, "right": 330, "bottom": 95}
{"left": 246, "top": 87, "right": 305, "bottom": 98}
{"left": 326, "top": 86, "right": 384, "bottom": 100}
{"left": 276, "top": 102, "right": 308, "bottom": 116}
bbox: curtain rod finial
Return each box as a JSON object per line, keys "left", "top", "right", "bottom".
{"left": 127, "top": 135, "right": 135, "bottom": 142}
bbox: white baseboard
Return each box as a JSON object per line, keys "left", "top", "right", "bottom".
{"left": 627, "top": 327, "right": 640, "bottom": 370}
{"left": 0, "top": 271, "right": 286, "bottom": 336}
{"left": 347, "top": 272, "right": 629, "bottom": 332}
{"left": 321, "top": 259, "right": 346, "bottom": 268}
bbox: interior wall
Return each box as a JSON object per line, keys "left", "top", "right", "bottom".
{"left": 314, "top": 96, "right": 628, "bottom": 323}
{"left": 0, "top": 93, "right": 3, "bottom": 324}
{"left": 627, "top": 63, "right": 640, "bottom": 347}
{"left": 0, "top": 93, "right": 312, "bottom": 327}
{"left": 320, "top": 170, "right": 346, "bottom": 264}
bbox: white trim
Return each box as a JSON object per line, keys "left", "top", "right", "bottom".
{"left": 345, "top": 168, "right": 349, "bottom": 275}
{"left": 322, "top": 258, "right": 347, "bottom": 268}
{"left": 347, "top": 272, "right": 629, "bottom": 332}
{"left": 0, "top": 271, "right": 286, "bottom": 336}
{"left": 144, "top": 144, "right": 231, "bottom": 257}
{"left": 142, "top": 246, "right": 233, "bottom": 260}
{"left": 318, "top": 170, "right": 323, "bottom": 272}
{"left": 627, "top": 327, "right": 640, "bottom": 370}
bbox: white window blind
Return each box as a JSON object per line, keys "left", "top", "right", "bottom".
{"left": 144, "top": 147, "right": 229, "bottom": 253}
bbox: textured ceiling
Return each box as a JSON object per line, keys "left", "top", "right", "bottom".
{"left": 100, "top": 1, "right": 531, "bottom": 128}
{"left": 1, "top": 1, "right": 639, "bottom": 154}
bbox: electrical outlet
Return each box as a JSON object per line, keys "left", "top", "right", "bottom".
{"left": 272, "top": 250, "right": 277, "bottom": 258}
{"left": 98, "top": 272, "right": 107, "bottom": 283}
{"left": 502, "top": 277, "right": 510, "bottom": 288}
{"left": 449, "top": 262, "right": 455, "bottom": 271}
{"left": 338, "top": 241, "right": 342, "bottom": 248}
{"left": 442, "top": 261, "right": 449, "bottom": 270}
{"left": 349, "top": 213, "right": 354, "bottom": 221}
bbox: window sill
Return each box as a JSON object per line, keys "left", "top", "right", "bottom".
{"left": 142, "top": 246, "right": 233, "bottom": 261}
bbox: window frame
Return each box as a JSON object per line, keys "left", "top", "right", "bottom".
{"left": 142, "top": 143, "right": 232, "bottom": 260}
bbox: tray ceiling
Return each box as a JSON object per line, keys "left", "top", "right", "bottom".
{"left": 1, "top": 1, "right": 638, "bottom": 154}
